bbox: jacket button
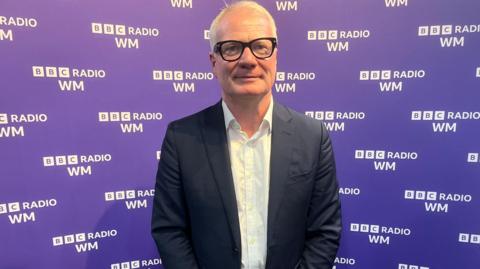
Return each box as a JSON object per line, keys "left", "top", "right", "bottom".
{"left": 233, "top": 247, "right": 239, "bottom": 252}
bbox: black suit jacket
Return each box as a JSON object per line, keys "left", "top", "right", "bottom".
{"left": 151, "top": 101, "right": 341, "bottom": 269}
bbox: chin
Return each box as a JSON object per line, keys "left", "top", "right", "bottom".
{"left": 233, "top": 84, "right": 269, "bottom": 94}
{"left": 234, "top": 87, "right": 268, "bottom": 96}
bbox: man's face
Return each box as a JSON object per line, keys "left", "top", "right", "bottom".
{"left": 209, "top": 9, "right": 277, "bottom": 101}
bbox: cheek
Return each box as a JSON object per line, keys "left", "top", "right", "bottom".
{"left": 218, "top": 65, "right": 233, "bottom": 80}
{"left": 212, "top": 58, "right": 229, "bottom": 79}
{"left": 265, "top": 64, "right": 277, "bottom": 82}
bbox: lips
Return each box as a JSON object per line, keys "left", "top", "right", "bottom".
{"left": 234, "top": 74, "right": 261, "bottom": 79}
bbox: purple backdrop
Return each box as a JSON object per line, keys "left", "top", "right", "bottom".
{"left": 1, "top": 0, "right": 479, "bottom": 268}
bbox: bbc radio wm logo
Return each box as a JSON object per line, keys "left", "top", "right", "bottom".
{"left": 350, "top": 223, "right": 411, "bottom": 245}
{"left": 355, "top": 149, "right": 417, "bottom": 171}
{"left": 384, "top": 0, "right": 409, "bottom": 7}
{"left": 339, "top": 187, "right": 361, "bottom": 196}
{"left": 411, "top": 110, "right": 480, "bottom": 133}
{"left": 52, "top": 229, "right": 117, "bottom": 253}
{"left": 0, "top": 16, "right": 38, "bottom": 42}
{"left": 459, "top": 233, "right": 480, "bottom": 245}
{"left": 111, "top": 258, "right": 162, "bottom": 269}
{"left": 305, "top": 111, "right": 366, "bottom": 132}
{"left": 276, "top": 1, "right": 298, "bottom": 11}
{"left": 274, "top": 71, "right": 316, "bottom": 93}
{"left": 99, "top": 112, "right": 163, "bottom": 133}
{"left": 398, "top": 263, "right": 429, "bottom": 269}
{"left": 0, "top": 198, "right": 57, "bottom": 224}
{"left": 332, "top": 257, "right": 356, "bottom": 269}
{"left": 468, "top": 153, "right": 480, "bottom": 164}
{"left": 203, "top": 30, "right": 210, "bottom": 40}
{"left": 32, "top": 66, "right": 106, "bottom": 92}
{"left": 43, "top": 154, "right": 112, "bottom": 176}
{"left": 307, "top": 29, "right": 370, "bottom": 52}
{"left": 405, "top": 189, "right": 472, "bottom": 213}
{"left": 359, "top": 69, "right": 425, "bottom": 93}
{"left": 91, "top": 22, "right": 160, "bottom": 49}
{"left": 0, "top": 113, "right": 47, "bottom": 138}
{"left": 418, "top": 24, "right": 480, "bottom": 48}
{"left": 105, "top": 189, "right": 154, "bottom": 210}
{"left": 153, "top": 70, "right": 213, "bottom": 93}
{"left": 169, "top": 0, "right": 192, "bottom": 8}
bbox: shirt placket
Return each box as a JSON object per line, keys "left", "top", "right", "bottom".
{"left": 233, "top": 121, "right": 269, "bottom": 269}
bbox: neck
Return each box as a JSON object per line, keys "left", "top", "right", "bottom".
{"left": 223, "top": 93, "right": 272, "bottom": 138}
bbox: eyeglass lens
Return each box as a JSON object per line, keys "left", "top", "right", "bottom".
{"left": 219, "top": 38, "right": 275, "bottom": 61}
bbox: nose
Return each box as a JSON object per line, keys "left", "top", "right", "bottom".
{"left": 237, "top": 46, "right": 257, "bottom": 68}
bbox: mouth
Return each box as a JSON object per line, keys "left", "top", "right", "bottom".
{"left": 234, "top": 75, "right": 261, "bottom": 81}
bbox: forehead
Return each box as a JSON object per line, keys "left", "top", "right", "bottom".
{"left": 216, "top": 8, "right": 275, "bottom": 42}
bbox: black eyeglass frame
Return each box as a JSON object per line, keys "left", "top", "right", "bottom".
{"left": 213, "top": 37, "right": 278, "bottom": 62}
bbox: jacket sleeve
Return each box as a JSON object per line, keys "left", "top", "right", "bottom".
{"left": 151, "top": 123, "right": 199, "bottom": 269}
{"left": 297, "top": 123, "right": 342, "bottom": 269}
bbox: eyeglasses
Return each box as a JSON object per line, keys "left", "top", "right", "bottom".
{"left": 214, "top": 37, "right": 277, "bottom": 62}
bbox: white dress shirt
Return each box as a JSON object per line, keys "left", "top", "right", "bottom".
{"left": 222, "top": 99, "right": 273, "bottom": 269}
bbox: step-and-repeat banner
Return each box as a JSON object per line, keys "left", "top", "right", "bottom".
{"left": 1, "top": 0, "right": 479, "bottom": 268}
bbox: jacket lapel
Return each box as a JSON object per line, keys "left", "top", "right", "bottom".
{"left": 199, "top": 101, "right": 294, "bottom": 253}
{"left": 200, "top": 101, "right": 241, "bottom": 250}
{"left": 267, "top": 103, "right": 294, "bottom": 248}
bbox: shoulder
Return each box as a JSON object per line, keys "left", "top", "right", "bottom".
{"left": 167, "top": 102, "right": 221, "bottom": 130}
{"left": 275, "top": 103, "right": 327, "bottom": 137}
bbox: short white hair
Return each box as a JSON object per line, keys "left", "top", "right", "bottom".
{"left": 208, "top": 0, "right": 277, "bottom": 51}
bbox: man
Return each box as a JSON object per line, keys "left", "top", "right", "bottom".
{"left": 151, "top": 1, "right": 341, "bottom": 269}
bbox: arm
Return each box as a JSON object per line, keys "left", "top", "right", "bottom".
{"left": 297, "top": 124, "right": 342, "bottom": 269}
{"left": 151, "top": 123, "right": 199, "bottom": 269}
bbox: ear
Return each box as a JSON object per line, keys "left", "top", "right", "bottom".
{"left": 209, "top": 52, "right": 218, "bottom": 78}
{"left": 209, "top": 52, "right": 216, "bottom": 67}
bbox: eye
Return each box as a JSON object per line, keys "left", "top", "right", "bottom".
{"left": 221, "top": 42, "right": 242, "bottom": 56}
{"left": 252, "top": 40, "right": 271, "bottom": 55}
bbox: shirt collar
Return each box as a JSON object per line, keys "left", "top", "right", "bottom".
{"left": 222, "top": 97, "right": 274, "bottom": 133}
